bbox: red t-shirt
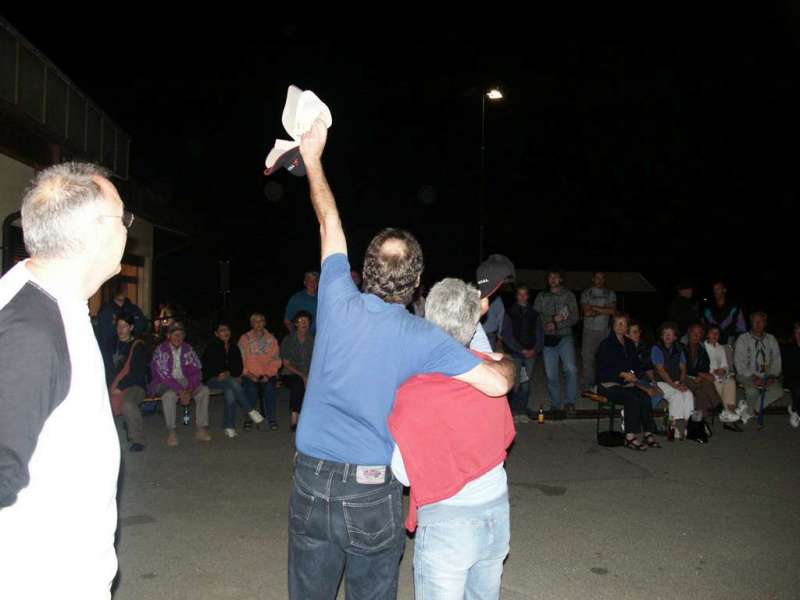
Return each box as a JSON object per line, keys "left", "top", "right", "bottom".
{"left": 388, "top": 352, "right": 516, "bottom": 531}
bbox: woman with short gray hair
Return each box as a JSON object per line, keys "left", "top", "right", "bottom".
{"left": 389, "top": 277, "right": 515, "bottom": 599}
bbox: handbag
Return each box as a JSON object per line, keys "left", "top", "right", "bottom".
{"left": 686, "top": 412, "right": 710, "bottom": 443}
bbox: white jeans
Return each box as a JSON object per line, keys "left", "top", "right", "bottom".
{"left": 657, "top": 383, "right": 694, "bottom": 421}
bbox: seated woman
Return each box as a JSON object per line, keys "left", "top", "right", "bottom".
{"left": 684, "top": 323, "right": 724, "bottom": 422}
{"left": 652, "top": 322, "right": 695, "bottom": 441}
{"left": 627, "top": 320, "right": 664, "bottom": 409}
{"left": 202, "top": 321, "right": 264, "bottom": 438}
{"left": 782, "top": 322, "right": 800, "bottom": 429}
{"left": 280, "top": 310, "right": 315, "bottom": 432}
{"left": 704, "top": 324, "right": 743, "bottom": 431}
{"left": 108, "top": 312, "right": 149, "bottom": 452}
{"left": 596, "top": 313, "right": 660, "bottom": 450}
{"left": 238, "top": 313, "right": 282, "bottom": 430}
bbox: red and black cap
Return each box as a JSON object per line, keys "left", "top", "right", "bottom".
{"left": 264, "top": 146, "right": 306, "bottom": 177}
{"left": 476, "top": 254, "right": 515, "bottom": 298}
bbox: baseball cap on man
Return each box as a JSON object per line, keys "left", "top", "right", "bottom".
{"left": 265, "top": 143, "right": 306, "bottom": 177}
{"left": 476, "top": 254, "right": 515, "bottom": 298}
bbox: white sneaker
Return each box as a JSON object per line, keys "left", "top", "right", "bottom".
{"left": 790, "top": 410, "right": 800, "bottom": 429}
{"left": 224, "top": 428, "right": 237, "bottom": 438}
{"left": 248, "top": 410, "right": 265, "bottom": 424}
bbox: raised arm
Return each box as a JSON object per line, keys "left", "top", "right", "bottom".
{"left": 299, "top": 119, "right": 347, "bottom": 262}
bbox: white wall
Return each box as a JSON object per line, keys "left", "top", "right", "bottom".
{"left": 0, "top": 152, "right": 35, "bottom": 268}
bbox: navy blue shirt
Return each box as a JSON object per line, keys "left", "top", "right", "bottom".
{"left": 296, "top": 254, "right": 481, "bottom": 465}
{"left": 596, "top": 332, "right": 645, "bottom": 385}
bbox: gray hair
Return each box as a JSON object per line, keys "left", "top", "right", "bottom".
{"left": 21, "top": 162, "right": 111, "bottom": 259}
{"left": 425, "top": 278, "right": 482, "bottom": 345}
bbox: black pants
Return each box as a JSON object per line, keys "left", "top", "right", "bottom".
{"left": 283, "top": 374, "right": 306, "bottom": 413}
{"left": 792, "top": 385, "right": 800, "bottom": 414}
{"left": 601, "top": 385, "right": 656, "bottom": 434}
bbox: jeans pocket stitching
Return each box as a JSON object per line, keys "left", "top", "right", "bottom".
{"left": 342, "top": 493, "right": 396, "bottom": 551}
{"left": 290, "top": 484, "right": 315, "bottom": 527}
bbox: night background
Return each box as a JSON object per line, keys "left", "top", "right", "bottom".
{"left": 4, "top": 8, "right": 800, "bottom": 334}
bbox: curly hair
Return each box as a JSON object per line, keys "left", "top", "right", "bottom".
{"left": 362, "top": 228, "right": 424, "bottom": 305}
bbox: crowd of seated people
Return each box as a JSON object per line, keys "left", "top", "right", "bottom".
{"left": 101, "top": 273, "right": 798, "bottom": 453}
{"left": 470, "top": 276, "right": 796, "bottom": 439}
{"left": 98, "top": 272, "right": 322, "bottom": 450}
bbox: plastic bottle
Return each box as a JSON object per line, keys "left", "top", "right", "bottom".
{"left": 538, "top": 406, "right": 545, "bottom": 424}
{"left": 182, "top": 405, "right": 191, "bottom": 426}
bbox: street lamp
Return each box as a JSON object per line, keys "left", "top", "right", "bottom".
{"left": 480, "top": 88, "right": 504, "bottom": 262}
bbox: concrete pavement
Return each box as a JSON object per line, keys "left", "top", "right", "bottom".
{"left": 112, "top": 391, "right": 800, "bottom": 600}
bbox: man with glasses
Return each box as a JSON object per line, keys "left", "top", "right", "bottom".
{"left": 0, "top": 162, "right": 128, "bottom": 598}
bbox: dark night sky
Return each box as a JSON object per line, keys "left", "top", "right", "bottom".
{"left": 4, "top": 9, "right": 800, "bottom": 332}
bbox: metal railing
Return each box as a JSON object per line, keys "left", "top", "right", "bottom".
{"left": 0, "top": 17, "right": 129, "bottom": 179}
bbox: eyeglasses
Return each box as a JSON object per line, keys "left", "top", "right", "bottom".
{"left": 99, "top": 210, "right": 135, "bottom": 229}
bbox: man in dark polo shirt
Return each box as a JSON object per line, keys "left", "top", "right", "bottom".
{"left": 288, "top": 119, "right": 517, "bottom": 599}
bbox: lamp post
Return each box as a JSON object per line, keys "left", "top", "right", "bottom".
{"left": 480, "top": 88, "right": 503, "bottom": 262}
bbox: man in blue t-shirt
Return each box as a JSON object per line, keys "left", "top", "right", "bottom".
{"left": 283, "top": 271, "right": 319, "bottom": 334}
{"left": 288, "top": 119, "right": 517, "bottom": 600}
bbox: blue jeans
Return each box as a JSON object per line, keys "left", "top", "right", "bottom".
{"left": 542, "top": 336, "right": 578, "bottom": 409}
{"left": 288, "top": 452, "right": 405, "bottom": 600}
{"left": 242, "top": 377, "right": 277, "bottom": 424}
{"left": 510, "top": 356, "right": 536, "bottom": 414}
{"left": 207, "top": 377, "right": 252, "bottom": 429}
{"left": 414, "top": 493, "right": 510, "bottom": 600}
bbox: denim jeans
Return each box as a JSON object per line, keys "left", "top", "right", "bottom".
{"left": 242, "top": 377, "right": 277, "bottom": 424}
{"left": 510, "top": 356, "right": 535, "bottom": 414}
{"left": 413, "top": 493, "right": 510, "bottom": 600}
{"left": 542, "top": 336, "right": 578, "bottom": 408}
{"left": 207, "top": 377, "right": 252, "bottom": 429}
{"left": 288, "top": 452, "right": 405, "bottom": 600}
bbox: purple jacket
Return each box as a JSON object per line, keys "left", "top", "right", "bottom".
{"left": 149, "top": 341, "right": 203, "bottom": 395}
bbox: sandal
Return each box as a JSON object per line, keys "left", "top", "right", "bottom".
{"left": 624, "top": 438, "right": 647, "bottom": 451}
{"left": 644, "top": 434, "right": 661, "bottom": 448}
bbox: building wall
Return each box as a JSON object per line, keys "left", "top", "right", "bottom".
{"left": 126, "top": 217, "right": 153, "bottom": 317}
{"left": 0, "top": 152, "right": 34, "bottom": 267}
{"left": 1, "top": 152, "right": 154, "bottom": 318}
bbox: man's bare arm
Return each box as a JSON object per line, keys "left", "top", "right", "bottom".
{"left": 455, "top": 356, "right": 517, "bottom": 397}
{"left": 299, "top": 119, "right": 347, "bottom": 262}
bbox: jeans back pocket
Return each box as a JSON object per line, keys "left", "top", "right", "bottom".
{"left": 342, "top": 493, "right": 397, "bottom": 551}
{"left": 289, "top": 483, "right": 315, "bottom": 535}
